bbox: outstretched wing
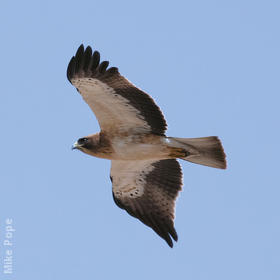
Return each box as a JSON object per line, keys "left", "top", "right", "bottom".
{"left": 67, "top": 45, "right": 167, "bottom": 136}
{"left": 110, "top": 159, "right": 183, "bottom": 247}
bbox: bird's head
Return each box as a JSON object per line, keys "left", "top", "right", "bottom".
{"left": 72, "top": 134, "right": 100, "bottom": 156}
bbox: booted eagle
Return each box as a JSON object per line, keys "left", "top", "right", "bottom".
{"left": 67, "top": 45, "right": 226, "bottom": 247}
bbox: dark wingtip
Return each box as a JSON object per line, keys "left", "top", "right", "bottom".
{"left": 166, "top": 238, "right": 174, "bottom": 248}
{"left": 67, "top": 56, "right": 75, "bottom": 82}
{"left": 169, "top": 226, "right": 178, "bottom": 242}
{"left": 107, "top": 67, "right": 119, "bottom": 74}
{"left": 75, "top": 44, "right": 84, "bottom": 56}
{"left": 67, "top": 44, "right": 119, "bottom": 84}
{"left": 98, "top": 61, "right": 109, "bottom": 73}
{"left": 74, "top": 45, "right": 85, "bottom": 73}
{"left": 83, "top": 46, "right": 93, "bottom": 71}
{"left": 91, "top": 50, "right": 100, "bottom": 71}
{"left": 85, "top": 45, "right": 92, "bottom": 52}
{"left": 164, "top": 226, "right": 178, "bottom": 248}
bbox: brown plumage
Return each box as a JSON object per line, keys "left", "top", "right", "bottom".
{"left": 68, "top": 44, "right": 226, "bottom": 247}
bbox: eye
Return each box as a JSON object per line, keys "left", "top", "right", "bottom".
{"left": 78, "top": 138, "right": 88, "bottom": 145}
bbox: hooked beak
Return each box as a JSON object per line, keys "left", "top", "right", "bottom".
{"left": 72, "top": 141, "right": 80, "bottom": 150}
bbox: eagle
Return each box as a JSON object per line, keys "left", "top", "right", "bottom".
{"left": 67, "top": 44, "right": 226, "bottom": 247}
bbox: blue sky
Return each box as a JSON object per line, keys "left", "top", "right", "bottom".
{"left": 1, "top": 0, "right": 279, "bottom": 279}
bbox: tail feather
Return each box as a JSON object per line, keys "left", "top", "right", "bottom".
{"left": 171, "top": 136, "right": 227, "bottom": 169}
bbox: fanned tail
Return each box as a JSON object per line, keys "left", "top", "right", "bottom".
{"left": 171, "top": 136, "right": 227, "bottom": 169}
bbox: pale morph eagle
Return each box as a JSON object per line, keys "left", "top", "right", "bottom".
{"left": 67, "top": 44, "right": 226, "bottom": 247}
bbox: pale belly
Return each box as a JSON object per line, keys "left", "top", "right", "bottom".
{"left": 110, "top": 135, "right": 171, "bottom": 160}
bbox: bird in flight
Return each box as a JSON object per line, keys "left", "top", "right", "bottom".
{"left": 67, "top": 44, "right": 226, "bottom": 247}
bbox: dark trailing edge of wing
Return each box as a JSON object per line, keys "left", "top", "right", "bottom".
{"left": 67, "top": 44, "right": 167, "bottom": 135}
